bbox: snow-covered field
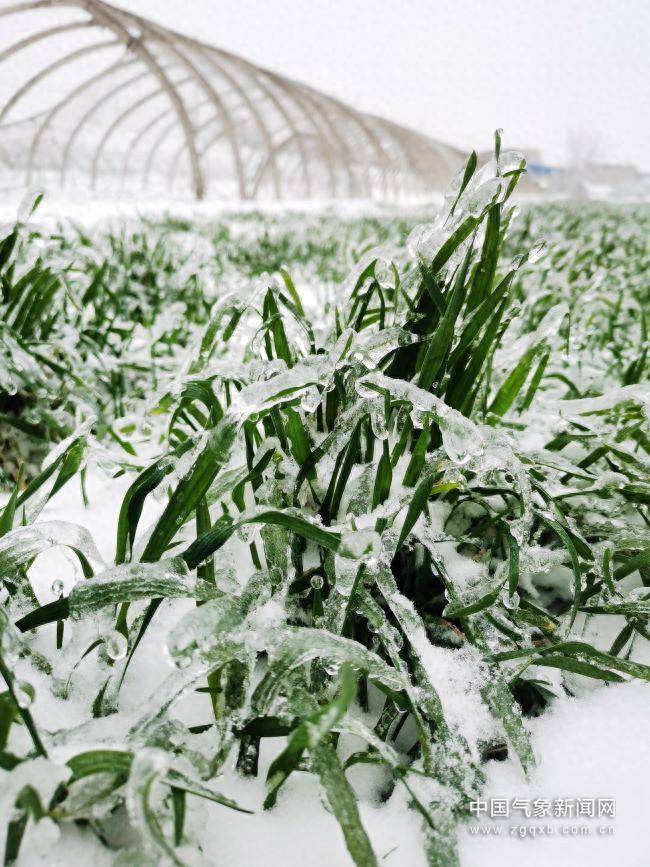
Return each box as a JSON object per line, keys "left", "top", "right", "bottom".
{"left": 21, "top": 469, "right": 649, "bottom": 867}
{"left": 1, "top": 153, "right": 648, "bottom": 867}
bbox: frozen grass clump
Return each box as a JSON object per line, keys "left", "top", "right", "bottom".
{"left": 0, "top": 134, "right": 648, "bottom": 866}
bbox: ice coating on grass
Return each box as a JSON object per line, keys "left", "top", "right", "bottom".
{"left": 229, "top": 359, "right": 325, "bottom": 421}
{"left": 527, "top": 240, "right": 548, "bottom": 263}
{"left": 306, "top": 398, "right": 376, "bottom": 463}
{"left": 369, "top": 401, "right": 389, "bottom": 440}
{"left": 349, "top": 326, "right": 419, "bottom": 370}
{"left": 58, "top": 772, "right": 124, "bottom": 821}
{"left": 463, "top": 176, "right": 507, "bottom": 216}
{"left": 2, "top": 199, "right": 650, "bottom": 866}
{"left": 0, "top": 330, "right": 42, "bottom": 392}
{"left": 493, "top": 301, "right": 569, "bottom": 371}
{"left": 356, "top": 372, "right": 535, "bottom": 541}
{"left": 332, "top": 553, "right": 359, "bottom": 599}
{"left": 406, "top": 218, "right": 448, "bottom": 262}
{"left": 166, "top": 597, "right": 243, "bottom": 668}
{"left": 0, "top": 607, "right": 22, "bottom": 668}
{"left": 68, "top": 556, "right": 195, "bottom": 618}
{"left": 104, "top": 630, "right": 128, "bottom": 661}
{"left": 300, "top": 384, "right": 321, "bottom": 413}
{"left": 0, "top": 521, "right": 105, "bottom": 577}
{"left": 551, "top": 382, "right": 650, "bottom": 416}
{"left": 356, "top": 372, "right": 485, "bottom": 465}
{"left": 498, "top": 149, "right": 526, "bottom": 174}
{"left": 124, "top": 748, "right": 175, "bottom": 863}
{"left": 49, "top": 610, "right": 114, "bottom": 698}
{"left": 0, "top": 758, "right": 70, "bottom": 865}
{"left": 407, "top": 155, "right": 508, "bottom": 265}
{"left": 14, "top": 678, "right": 36, "bottom": 708}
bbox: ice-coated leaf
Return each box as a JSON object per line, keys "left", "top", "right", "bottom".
{"left": 0, "top": 759, "right": 70, "bottom": 865}
{"left": 68, "top": 556, "right": 198, "bottom": 619}
{"left": 264, "top": 663, "right": 356, "bottom": 808}
{"left": 310, "top": 741, "right": 378, "bottom": 867}
{"left": 125, "top": 748, "right": 182, "bottom": 864}
{"left": 251, "top": 627, "right": 404, "bottom": 716}
{"left": 0, "top": 520, "right": 103, "bottom": 578}
{"left": 142, "top": 417, "right": 237, "bottom": 562}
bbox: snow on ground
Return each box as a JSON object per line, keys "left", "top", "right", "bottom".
{"left": 20, "top": 466, "right": 649, "bottom": 867}
{"left": 460, "top": 680, "right": 649, "bottom": 867}
{"left": 0, "top": 193, "right": 441, "bottom": 232}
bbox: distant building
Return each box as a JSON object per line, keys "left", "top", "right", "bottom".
{"left": 539, "top": 161, "right": 650, "bottom": 201}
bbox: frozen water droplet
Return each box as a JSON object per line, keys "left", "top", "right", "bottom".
{"left": 301, "top": 385, "right": 321, "bottom": 414}
{"left": 437, "top": 409, "right": 484, "bottom": 466}
{"left": 370, "top": 405, "right": 388, "bottom": 440}
{"left": 501, "top": 588, "right": 520, "bottom": 610}
{"left": 14, "top": 679, "right": 35, "bottom": 708}
{"left": 374, "top": 258, "right": 394, "bottom": 288}
{"left": 410, "top": 407, "right": 429, "bottom": 429}
{"left": 355, "top": 378, "right": 380, "bottom": 400}
{"left": 334, "top": 555, "right": 358, "bottom": 597}
{"left": 51, "top": 579, "right": 64, "bottom": 596}
{"left": 104, "top": 630, "right": 127, "bottom": 661}
{"left": 1, "top": 630, "right": 20, "bottom": 667}
{"left": 310, "top": 575, "right": 324, "bottom": 590}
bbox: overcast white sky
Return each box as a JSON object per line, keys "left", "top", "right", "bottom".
{"left": 108, "top": 0, "right": 650, "bottom": 170}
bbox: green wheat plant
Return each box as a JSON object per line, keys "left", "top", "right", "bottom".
{"left": 0, "top": 134, "right": 648, "bottom": 866}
